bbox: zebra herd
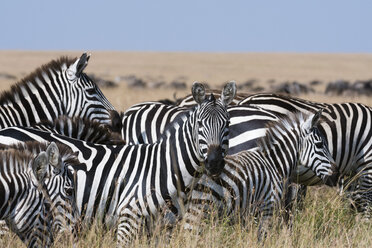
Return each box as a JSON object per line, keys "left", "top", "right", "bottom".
{"left": 0, "top": 53, "right": 370, "bottom": 247}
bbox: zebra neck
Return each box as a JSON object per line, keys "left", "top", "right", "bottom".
{"left": 0, "top": 157, "right": 34, "bottom": 218}
{"left": 0, "top": 74, "right": 65, "bottom": 127}
{"left": 162, "top": 116, "right": 202, "bottom": 194}
{"left": 0, "top": 180, "right": 38, "bottom": 220}
{"left": 261, "top": 135, "right": 299, "bottom": 178}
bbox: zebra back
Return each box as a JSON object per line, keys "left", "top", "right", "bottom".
{"left": 121, "top": 101, "right": 279, "bottom": 154}
{"left": 32, "top": 116, "right": 125, "bottom": 145}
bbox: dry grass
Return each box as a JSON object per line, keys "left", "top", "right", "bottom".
{"left": 1, "top": 51, "right": 372, "bottom": 247}
{"left": 1, "top": 187, "right": 371, "bottom": 248}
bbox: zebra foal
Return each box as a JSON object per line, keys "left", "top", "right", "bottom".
{"left": 185, "top": 111, "right": 336, "bottom": 239}
{"left": 0, "top": 142, "right": 79, "bottom": 247}
{"left": 239, "top": 93, "right": 372, "bottom": 215}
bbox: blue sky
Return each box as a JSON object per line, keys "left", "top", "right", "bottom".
{"left": 0, "top": 0, "right": 370, "bottom": 52}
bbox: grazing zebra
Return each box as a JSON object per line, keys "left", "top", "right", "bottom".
{"left": 0, "top": 115, "right": 125, "bottom": 238}
{"left": 0, "top": 82, "right": 235, "bottom": 244}
{"left": 0, "top": 53, "right": 117, "bottom": 129}
{"left": 0, "top": 142, "right": 79, "bottom": 247}
{"left": 239, "top": 93, "right": 372, "bottom": 214}
{"left": 185, "top": 111, "right": 336, "bottom": 239}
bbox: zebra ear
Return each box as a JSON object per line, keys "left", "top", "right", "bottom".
{"left": 192, "top": 82, "right": 206, "bottom": 104}
{"left": 221, "top": 81, "right": 237, "bottom": 106}
{"left": 32, "top": 152, "right": 49, "bottom": 182}
{"left": 46, "top": 142, "right": 61, "bottom": 169}
{"left": 67, "top": 53, "right": 90, "bottom": 79}
{"left": 311, "top": 109, "right": 323, "bottom": 128}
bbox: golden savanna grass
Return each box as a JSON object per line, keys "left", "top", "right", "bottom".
{"left": 0, "top": 51, "right": 372, "bottom": 247}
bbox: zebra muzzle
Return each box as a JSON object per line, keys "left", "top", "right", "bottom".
{"left": 205, "top": 145, "right": 225, "bottom": 178}
{"left": 323, "top": 161, "right": 339, "bottom": 186}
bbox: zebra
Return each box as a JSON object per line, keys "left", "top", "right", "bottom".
{"left": 184, "top": 110, "right": 335, "bottom": 239}
{"left": 0, "top": 141, "right": 79, "bottom": 247}
{"left": 0, "top": 53, "right": 117, "bottom": 130}
{"left": 0, "top": 115, "right": 125, "bottom": 238}
{"left": 238, "top": 93, "right": 372, "bottom": 214}
{"left": 0, "top": 82, "right": 235, "bottom": 244}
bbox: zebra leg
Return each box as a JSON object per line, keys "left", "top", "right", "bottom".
{"left": 116, "top": 204, "right": 143, "bottom": 246}
{"left": 283, "top": 183, "right": 307, "bottom": 229}
{"left": 257, "top": 201, "right": 275, "bottom": 242}
{"left": 350, "top": 169, "right": 372, "bottom": 218}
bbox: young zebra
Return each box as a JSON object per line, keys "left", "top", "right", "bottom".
{"left": 0, "top": 115, "right": 125, "bottom": 238}
{"left": 0, "top": 53, "right": 117, "bottom": 129}
{"left": 0, "top": 82, "right": 235, "bottom": 244}
{"left": 0, "top": 142, "right": 79, "bottom": 247}
{"left": 239, "top": 93, "right": 372, "bottom": 215}
{"left": 185, "top": 111, "right": 336, "bottom": 239}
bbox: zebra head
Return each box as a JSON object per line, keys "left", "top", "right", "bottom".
{"left": 298, "top": 110, "right": 336, "bottom": 181}
{"left": 0, "top": 149, "right": 53, "bottom": 247}
{"left": 192, "top": 81, "right": 236, "bottom": 177}
{"left": 31, "top": 142, "right": 79, "bottom": 238}
{"left": 63, "top": 53, "right": 116, "bottom": 127}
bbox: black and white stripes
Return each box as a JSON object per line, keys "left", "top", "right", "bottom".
{"left": 184, "top": 111, "right": 335, "bottom": 238}
{"left": 0, "top": 142, "right": 79, "bottom": 247}
{"left": 0, "top": 82, "right": 236, "bottom": 245}
{"left": 0, "top": 53, "right": 116, "bottom": 129}
{"left": 239, "top": 93, "right": 372, "bottom": 213}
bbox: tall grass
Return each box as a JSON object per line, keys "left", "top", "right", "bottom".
{"left": 1, "top": 185, "right": 371, "bottom": 247}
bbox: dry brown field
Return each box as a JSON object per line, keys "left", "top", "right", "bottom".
{"left": 1, "top": 51, "right": 372, "bottom": 247}
{"left": 1, "top": 51, "right": 372, "bottom": 110}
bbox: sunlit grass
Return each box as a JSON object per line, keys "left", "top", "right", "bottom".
{"left": 1, "top": 186, "right": 371, "bottom": 247}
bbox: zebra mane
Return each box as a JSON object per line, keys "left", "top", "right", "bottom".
{"left": 0, "top": 148, "right": 36, "bottom": 173}
{"left": 0, "top": 141, "right": 80, "bottom": 167}
{"left": 256, "top": 111, "right": 315, "bottom": 151}
{"left": 0, "top": 56, "right": 78, "bottom": 106}
{"left": 160, "top": 108, "right": 193, "bottom": 139}
{"left": 33, "top": 116, "right": 126, "bottom": 145}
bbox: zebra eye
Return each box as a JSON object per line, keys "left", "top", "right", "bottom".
{"left": 64, "top": 179, "right": 74, "bottom": 196}
{"left": 85, "top": 88, "right": 96, "bottom": 94}
{"left": 65, "top": 186, "right": 74, "bottom": 196}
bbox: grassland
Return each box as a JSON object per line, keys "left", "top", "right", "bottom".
{"left": 0, "top": 51, "right": 372, "bottom": 247}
